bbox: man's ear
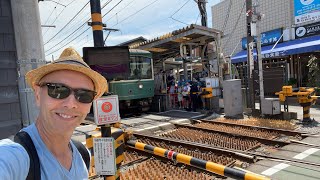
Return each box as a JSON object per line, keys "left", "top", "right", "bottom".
{"left": 33, "top": 84, "right": 41, "bottom": 107}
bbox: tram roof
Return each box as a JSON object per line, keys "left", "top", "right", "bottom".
{"left": 129, "top": 24, "right": 222, "bottom": 61}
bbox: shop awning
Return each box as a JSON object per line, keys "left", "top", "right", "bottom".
{"left": 231, "top": 35, "right": 320, "bottom": 63}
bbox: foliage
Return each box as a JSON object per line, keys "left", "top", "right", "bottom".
{"left": 307, "top": 55, "right": 320, "bottom": 90}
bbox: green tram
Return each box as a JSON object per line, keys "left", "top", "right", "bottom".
{"left": 109, "top": 49, "right": 154, "bottom": 113}
{"left": 83, "top": 47, "right": 154, "bottom": 115}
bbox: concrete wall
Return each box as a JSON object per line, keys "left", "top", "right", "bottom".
{"left": 0, "top": 0, "right": 22, "bottom": 138}
{"left": 211, "top": 0, "right": 293, "bottom": 56}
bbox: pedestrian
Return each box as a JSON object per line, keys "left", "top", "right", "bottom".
{"left": 177, "top": 84, "right": 183, "bottom": 108}
{"left": 0, "top": 47, "right": 108, "bottom": 179}
{"left": 182, "top": 82, "right": 190, "bottom": 110}
{"left": 190, "top": 81, "right": 199, "bottom": 112}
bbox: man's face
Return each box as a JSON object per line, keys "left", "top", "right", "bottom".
{"left": 34, "top": 70, "right": 94, "bottom": 134}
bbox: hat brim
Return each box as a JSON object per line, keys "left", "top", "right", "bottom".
{"left": 26, "top": 63, "right": 108, "bottom": 100}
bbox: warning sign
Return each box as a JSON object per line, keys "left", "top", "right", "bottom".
{"left": 93, "top": 138, "right": 116, "bottom": 176}
{"left": 93, "top": 95, "right": 120, "bottom": 125}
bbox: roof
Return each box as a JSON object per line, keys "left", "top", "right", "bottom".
{"left": 117, "top": 36, "right": 147, "bottom": 46}
{"left": 129, "top": 24, "right": 222, "bottom": 61}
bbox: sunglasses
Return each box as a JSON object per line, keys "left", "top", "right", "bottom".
{"left": 39, "top": 82, "right": 96, "bottom": 103}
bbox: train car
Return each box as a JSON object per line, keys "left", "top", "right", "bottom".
{"left": 83, "top": 47, "right": 154, "bottom": 115}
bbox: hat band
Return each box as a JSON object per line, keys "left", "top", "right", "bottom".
{"left": 53, "top": 60, "right": 90, "bottom": 68}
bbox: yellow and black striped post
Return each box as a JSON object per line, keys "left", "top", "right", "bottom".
{"left": 90, "top": 0, "right": 104, "bottom": 47}
{"left": 300, "top": 102, "right": 312, "bottom": 122}
{"left": 86, "top": 127, "right": 124, "bottom": 180}
{"left": 127, "top": 140, "right": 270, "bottom": 180}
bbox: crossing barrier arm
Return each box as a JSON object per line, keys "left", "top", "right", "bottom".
{"left": 126, "top": 140, "right": 270, "bottom": 180}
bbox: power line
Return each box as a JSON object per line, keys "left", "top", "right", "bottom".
{"left": 44, "top": 0, "right": 97, "bottom": 38}
{"left": 44, "top": 1, "right": 90, "bottom": 45}
{"left": 43, "top": 5, "right": 57, "bottom": 26}
{"left": 221, "top": 0, "right": 232, "bottom": 32}
{"left": 103, "top": 0, "right": 133, "bottom": 20}
{"left": 45, "top": 0, "right": 124, "bottom": 56}
{"left": 222, "top": 0, "right": 246, "bottom": 51}
{"left": 45, "top": 23, "right": 88, "bottom": 53}
{"left": 46, "top": 26, "right": 91, "bottom": 56}
{"left": 169, "top": 0, "right": 191, "bottom": 25}
{"left": 111, "top": 0, "right": 160, "bottom": 27}
{"left": 170, "top": 0, "right": 191, "bottom": 18}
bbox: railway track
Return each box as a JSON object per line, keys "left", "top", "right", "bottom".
{"left": 197, "top": 119, "right": 307, "bottom": 138}
{"left": 164, "top": 124, "right": 290, "bottom": 149}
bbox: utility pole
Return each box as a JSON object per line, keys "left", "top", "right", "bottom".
{"left": 197, "top": 0, "right": 207, "bottom": 27}
{"left": 246, "top": 0, "right": 255, "bottom": 109}
{"left": 252, "top": 1, "right": 265, "bottom": 112}
{"left": 88, "top": 1, "right": 115, "bottom": 180}
{"left": 89, "top": 0, "right": 104, "bottom": 47}
{"left": 11, "top": 0, "right": 46, "bottom": 126}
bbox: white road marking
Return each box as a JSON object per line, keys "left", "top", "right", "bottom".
{"left": 261, "top": 163, "right": 290, "bottom": 176}
{"left": 293, "top": 148, "right": 319, "bottom": 160}
{"left": 261, "top": 148, "right": 319, "bottom": 176}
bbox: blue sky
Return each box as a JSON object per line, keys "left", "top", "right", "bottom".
{"left": 39, "top": 0, "right": 220, "bottom": 60}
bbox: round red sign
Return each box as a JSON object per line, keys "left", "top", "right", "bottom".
{"left": 101, "top": 102, "right": 112, "bottom": 113}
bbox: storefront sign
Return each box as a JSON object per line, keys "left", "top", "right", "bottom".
{"left": 295, "top": 21, "right": 320, "bottom": 38}
{"left": 261, "top": 51, "right": 286, "bottom": 59}
{"left": 294, "top": 0, "right": 320, "bottom": 24}
{"left": 242, "top": 29, "right": 282, "bottom": 50}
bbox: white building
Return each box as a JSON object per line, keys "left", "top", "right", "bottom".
{"left": 211, "top": 0, "right": 320, "bottom": 91}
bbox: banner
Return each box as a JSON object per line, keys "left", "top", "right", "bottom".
{"left": 294, "top": 0, "right": 320, "bottom": 24}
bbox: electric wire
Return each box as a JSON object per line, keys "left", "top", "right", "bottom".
{"left": 222, "top": 0, "right": 246, "bottom": 52}
{"left": 43, "top": 0, "right": 79, "bottom": 36}
{"left": 44, "top": 1, "right": 90, "bottom": 45}
{"left": 45, "top": 0, "right": 112, "bottom": 55}
{"left": 169, "top": 0, "right": 191, "bottom": 25}
{"left": 111, "top": 0, "right": 160, "bottom": 27}
{"left": 45, "top": 0, "right": 124, "bottom": 56}
{"left": 221, "top": 0, "right": 232, "bottom": 33}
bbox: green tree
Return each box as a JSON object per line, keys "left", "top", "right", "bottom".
{"left": 307, "top": 55, "right": 320, "bottom": 94}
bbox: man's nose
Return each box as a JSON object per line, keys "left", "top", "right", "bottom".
{"left": 62, "top": 93, "right": 78, "bottom": 109}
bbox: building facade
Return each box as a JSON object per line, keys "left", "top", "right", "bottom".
{"left": 211, "top": 0, "right": 320, "bottom": 90}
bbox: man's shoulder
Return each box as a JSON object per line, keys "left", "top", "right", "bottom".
{"left": 0, "top": 138, "right": 29, "bottom": 158}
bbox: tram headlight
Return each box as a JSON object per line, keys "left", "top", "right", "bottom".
{"left": 138, "top": 84, "right": 143, "bottom": 89}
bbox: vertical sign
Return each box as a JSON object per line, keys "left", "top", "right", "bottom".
{"left": 294, "top": 0, "right": 320, "bottom": 24}
{"left": 93, "top": 138, "right": 116, "bottom": 175}
{"left": 93, "top": 95, "right": 121, "bottom": 125}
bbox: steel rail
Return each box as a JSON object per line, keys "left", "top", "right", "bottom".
{"left": 132, "top": 132, "right": 257, "bottom": 163}
{"left": 131, "top": 132, "right": 320, "bottom": 168}
{"left": 196, "top": 119, "right": 307, "bottom": 137}
{"left": 172, "top": 123, "right": 290, "bottom": 147}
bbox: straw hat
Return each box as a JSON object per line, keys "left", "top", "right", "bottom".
{"left": 26, "top": 47, "right": 108, "bottom": 99}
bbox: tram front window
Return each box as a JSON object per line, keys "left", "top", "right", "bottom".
{"left": 129, "top": 56, "right": 152, "bottom": 80}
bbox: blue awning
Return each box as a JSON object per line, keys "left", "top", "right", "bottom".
{"left": 231, "top": 35, "right": 320, "bottom": 63}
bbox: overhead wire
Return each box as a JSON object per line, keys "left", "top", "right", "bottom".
{"left": 44, "top": 1, "right": 90, "bottom": 45}
{"left": 221, "top": 0, "right": 232, "bottom": 33}
{"left": 222, "top": 0, "right": 246, "bottom": 52}
{"left": 169, "top": 0, "right": 191, "bottom": 25}
{"left": 46, "top": 0, "right": 125, "bottom": 56}
{"left": 111, "top": 0, "right": 160, "bottom": 27}
{"left": 43, "top": 0, "right": 79, "bottom": 36}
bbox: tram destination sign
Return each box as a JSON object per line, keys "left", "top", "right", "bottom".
{"left": 295, "top": 21, "right": 320, "bottom": 39}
